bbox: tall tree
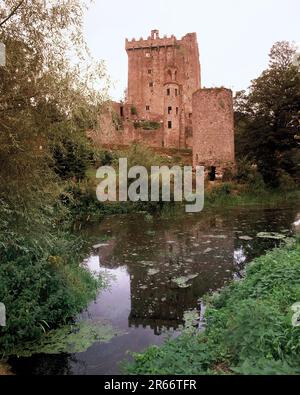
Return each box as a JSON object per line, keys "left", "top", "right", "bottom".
{"left": 235, "top": 41, "right": 300, "bottom": 187}
{"left": 0, "top": 0, "right": 108, "bottom": 231}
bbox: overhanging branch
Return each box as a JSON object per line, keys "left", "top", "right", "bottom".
{"left": 0, "top": 0, "right": 25, "bottom": 28}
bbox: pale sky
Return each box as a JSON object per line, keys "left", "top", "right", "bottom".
{"left": 83, "top": 0, "right": 300, "bottom": 101}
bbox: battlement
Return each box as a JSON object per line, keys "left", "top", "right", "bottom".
{"left": 125, "top": 30, "right": 197, "bottom": 51}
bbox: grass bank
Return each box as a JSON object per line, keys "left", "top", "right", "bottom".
{"left": 126, "top": 239, "right": 300, "bottom": 375}
{"left": 204, "top": 183, "right": 300, "bottom": 209}
{"left": 66, "top": 177, "right": 300, "bottom": 226}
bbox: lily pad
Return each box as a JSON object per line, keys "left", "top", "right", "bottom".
{"left": 146, "top": 230, "right": 156, "bottom": 236}
{"left": 171, "top": 274, "right": 198, "bottom": 288}
{"left": 140, "top": 261, "right": 154, "bottom": 267}
{"left": 93, "top": 243, "right": 109, "bottom": 249}
{"left": 148, "top": 268, "right": 160, "bottom": 276}
{"left": 257, "top": 232, "right": 286, "bottom": 240}
{"left": 239, "top": 236, "right": 253, "bottom": 241}
{"left": 9, "top": 321, "right": 121, "bottom": 357}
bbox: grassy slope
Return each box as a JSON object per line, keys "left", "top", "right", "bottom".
{"left": 126, "top": 239, "right": 300, "bottom": 375}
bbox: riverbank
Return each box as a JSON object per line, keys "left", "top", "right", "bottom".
{"left": 67, "top": 177, "right": 300, "bottom": 225}
{"left": 126, "top": 238, "right": 300, "bottom": 375}
{"left": 205, "top": 184, "right": 300, "bottom": 209}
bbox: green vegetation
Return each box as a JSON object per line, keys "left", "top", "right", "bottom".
{"left": 235, "top": 41, "right": 300, "bottom": 188}
{"left": 204, "top": 182, "right": 300, "bottom": 209}
{"left": 0, "top": 0, "right": 299, "bottom": 374}
{"left": 0, "top": 1, "right": 108, "bottom": 355}
{"left": 133, "top": 120, "right": 161, "bottom": 130}
{"left": 0, "top": 229, "right": 103, "bottom": 354}
{"left": 10, "top": 320, "right": 122, "bottom": 357}
{"left": 131, "top": 105, "right": 138, "bottom": 116}
{"left": 112, "top": 111, "right": 124, "bottom": 130}
{"left": 126, "top": 239, "right": 300, "bottom": 375}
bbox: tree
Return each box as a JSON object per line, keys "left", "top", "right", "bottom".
{"left": 235, "top": 41, "right": 300, "bottom": 187}
{"left": 0, "top": 0, "right": 109, "bottom": 352}
{"left": 0, "top": 0, "right": 109, "bottom": 227}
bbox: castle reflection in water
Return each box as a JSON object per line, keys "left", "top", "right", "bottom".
{"left": 92, "top": 208, "right": 298, "bottom": 335}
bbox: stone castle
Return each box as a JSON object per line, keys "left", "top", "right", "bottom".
{"left": 89, "top": 30, "right": 235, "bottom": 176}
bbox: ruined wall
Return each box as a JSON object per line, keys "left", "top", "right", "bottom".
{"left": 192, "top": 88, "right": 235, "bottom": 174}
{"left": 88, "top": 101, "right": 164, "bottom": 148}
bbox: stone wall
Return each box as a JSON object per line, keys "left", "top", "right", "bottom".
{"left": 192, "top": 88, "right": 235, "bottom": 177}
{"left": 89, "top": 31, "right": 236, "bottom": 174}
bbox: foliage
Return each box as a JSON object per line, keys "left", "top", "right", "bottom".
{"left": 112, "top": 111, "right": 124, "bottom": 130}
{"left": 0, "top": 0, "right": 109, "bottom": 223}
{"left": 130, "top": 105, "right": 138, "bottom": 116}
{"left": 235, "top": 41, "right": 300, "bottom": 188}
{"left": 204, "top": 182, "right": 300, "bottom": 208}
{"left": 133, "top": 120, "right": 161, "bottom": 130}
{"left": 115, "top": 143, "right": 163, "bottom": 171}
{"left": 61, "top": 181, "right": 133, "bottom": 224}
{"left": 0, "top": 224, "right": 103, "bottom": 355}
{"left": 10, "top": 320, "right": 121, "bottom": 357}
{"left": 51, "top": 136, "right": 93, "bottom": 180}
{"left": 92, "top": 149, "right": 117, "bottom": 168}
{"left": 0, "top": 1, "right": 108, "bottom": 354}
{"left": 126, "top": 240, "right": 300, "bottom": 375}
{"left": 235, "top": 159, "right": 266, "bottom": 189}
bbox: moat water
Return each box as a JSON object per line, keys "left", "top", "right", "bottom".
{"left": 9, "top": 205, "right": 300, "bottom": 375}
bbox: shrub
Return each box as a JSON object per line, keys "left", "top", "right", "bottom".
{"left": 112, "top": 111, "right": 124, "bottom": 130}
{"left": 0, "top": 223, "right": 101, "bottom": 355}
{"left": 131, "top": 106, "right": 138, "bottom": 116}
{"left": 51, "top": 137, "right": 93, "bottom": 181}
{"left": 278, "top": 170, "right": 297, "bottom": 191}
{"left": 133, "top": 120, "right": 161, "bottom": 130}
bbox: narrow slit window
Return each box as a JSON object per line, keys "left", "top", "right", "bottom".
{"left": 168, "top": 121, "right": 172, "bottom": 129}
{"left": 146, "top": 105, "right": 150, "bottom": 111}
{"left": 168, "top": 106, "right": 172, "bottom": 115}
{"left": 176, "top": 107, "right": 179, "bottom": 115}
{"left": 167, "top": 88, "right": 170, "bottom": 96}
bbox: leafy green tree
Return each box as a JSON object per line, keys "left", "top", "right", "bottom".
{"left": 0, "top": 0, "right": 108, "bottom": 226}
{"left": 235, "top": 41, "right": 300, "bottom": 187}
{"left": 0, "top": 0, "right": 108, "bottom": 352}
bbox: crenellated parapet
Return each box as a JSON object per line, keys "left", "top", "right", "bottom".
{"left": 126, "top": 34, "right": 176, "bottom": 51}
{"left": 125, "top": 30, "right": 198, "bottom": 51}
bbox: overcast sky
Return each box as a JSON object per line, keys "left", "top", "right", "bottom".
{"left": 83, "top": 0, "right": 300, "bottom": 100}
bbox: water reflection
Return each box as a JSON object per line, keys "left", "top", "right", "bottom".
{"left": 9, "top": 207, "right": 300, "bottom": 375}
{"left": 84, "top": 207, "right": 298, "bottom": 336}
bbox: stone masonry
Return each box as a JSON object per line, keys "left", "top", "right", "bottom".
{"left": 192, "top": 88, "right": 235, "bottom": 178}
{"left": 89, "top": 30, "right": 235, "bottom": 174}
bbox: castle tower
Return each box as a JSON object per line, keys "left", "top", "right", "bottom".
{"left": 125, "top": 30, "right": 201, "bottom": 148}
{"left": 192, "top": 88, "right": 235, "bottom": 178}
